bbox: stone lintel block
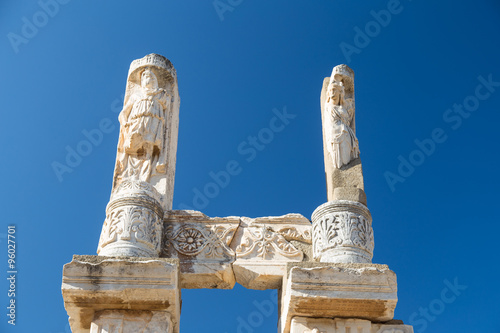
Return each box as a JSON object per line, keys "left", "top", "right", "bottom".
{"left": 61, "top": 255, "right": 180, "bottom": 333}
{"left": 280, "top": 263, "right": 398, "bottom": 333}
{"left": 231, "top": 215, "right": 311, "bottom": 290}
{"left": 290, "top": 317, "right": 413, "bottom": 333}
{"left": 163, "top": 210, "right": 240, "bottom": 289}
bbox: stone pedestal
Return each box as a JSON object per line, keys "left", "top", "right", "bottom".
{"left": 61, "top": 255, "right": 180, "bottom": 333}
{"left": 98, "top": 180, "right": 164, "bottom": 257}
{"left": 279, "top": 263, "right": 398, "bottom": 333}
{"left": 312, "top": 200, "right": 374, "bottom": 263}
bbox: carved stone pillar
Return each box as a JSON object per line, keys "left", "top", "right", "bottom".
{"left": 96, "top": 53, "right": 180, "bottom": 257}
{"left": 312, "top": 200, "right": 374, "bottom": 263}
{"left": 313, "top": 64, "right": 374, "bottom": 264}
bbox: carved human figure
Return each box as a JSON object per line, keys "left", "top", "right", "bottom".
{"left": 116, "top": 68, "right": 171, "bottom": 183}
{"left": 324, "top": 78, "right": 359, "bottom": 168}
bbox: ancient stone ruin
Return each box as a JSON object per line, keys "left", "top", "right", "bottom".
{"left": 61, "top": 53, "right": 414, "bottom": 333}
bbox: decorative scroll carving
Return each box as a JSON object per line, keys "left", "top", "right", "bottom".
{"left": 312, "top": 200, "right": 374, "bottom": 263}
{"left": 235, "top": 226, "right": 302, "bottom": 260}
{"left": 324, "top": 64, "right": 359, "bottom": 169}
{"left": 278, "top": 227, "right": 312, "bottom": 243}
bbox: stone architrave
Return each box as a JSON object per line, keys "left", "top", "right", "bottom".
{"left": 279, "top": 263, "right": 398, "bottom": 333}
{"left": 97, "top": 54, "right": 180, "bottom": 257}
{"left": 162, "top": 210, "right": 240, "bottom": 289}
{"left": 230, "top": 214, "right": 311, "bottom": 290}
{"left": 61, "top": 255, "right": 180, "bottom": 333}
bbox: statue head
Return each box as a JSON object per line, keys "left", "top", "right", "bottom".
{"left": 141, "top": 68, "right": 158, "bottom": 89}
{"left": 327, "top": 80, "right": 344, "bottom": 105}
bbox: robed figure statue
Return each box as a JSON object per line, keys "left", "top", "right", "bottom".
{"left": 115, "top": 68, "right": 171, "bottom": 182}
{"left": 324, "top": 78, "right": 359, "bottom": 169}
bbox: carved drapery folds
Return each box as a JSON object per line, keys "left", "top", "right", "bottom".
{"left": 312, "top": 200, "right": 374, "bottom": 263}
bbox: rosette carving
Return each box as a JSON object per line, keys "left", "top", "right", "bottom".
{"left": 164, "top": 224, "right": 236, "bottom": 260}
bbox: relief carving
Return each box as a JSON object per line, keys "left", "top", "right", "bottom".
{"left": 235, "top": 226, "right": 303, "bottom": 260}
{"left": 164, "top": 223, "right": 237, "bottom": 261}
{"left": 324, "top": 65, "right": 359, "bottom": 169}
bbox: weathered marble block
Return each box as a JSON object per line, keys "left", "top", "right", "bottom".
{"left": 230, "top": 214, "right": 312, "bottom": 290}
{"left": 91, "top": 310, "right": 172, "bottom": 333}
{"left": 162, "top": 210, "right": 239, "bottom": 289}
{"left": 61, "top": 255, "right": 180, "bottom": 333}
{"left": 290, "top": 317, "right": 413, "bottom": 333}
{"left": 279, "top": 263, "right": 397, "bottom": 333}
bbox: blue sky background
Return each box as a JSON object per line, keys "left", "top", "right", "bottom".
{"left": 1, "top": 0, "right": 500, "bottom": 332}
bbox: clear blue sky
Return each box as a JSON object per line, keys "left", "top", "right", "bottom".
{"left": 1, "top": 1, "right": 499, "bottom": 332}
